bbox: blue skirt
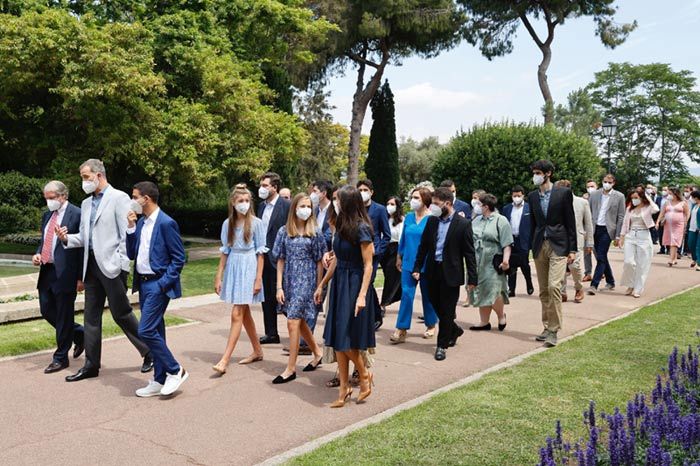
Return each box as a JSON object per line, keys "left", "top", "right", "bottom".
{"left": 323, "top": 265, "right": 377, "bottom": 352}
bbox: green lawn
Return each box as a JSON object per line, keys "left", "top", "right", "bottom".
{"left": 0, "top": 241, "right": 37, "bottom": 255}
{"left": 290, "top": 288, "right": 700, "bottom": 466}
{"left": 182, "top": 257, "right": 219, "bottom": 297}
{"left": 180, "top": 258, "right": 385, "bottom": 297}
{"left": 0, "top": 265, "right": 36, "bottom": 277}
{"left": 0, "top": 310, "right": 188, "bottom": 358}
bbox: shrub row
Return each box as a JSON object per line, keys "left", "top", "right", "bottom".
{"left": 0, "top": 172, "right": 47, "bottom": 235}
{"left": 164, "top": 205, "right": 228, "bottom": 239}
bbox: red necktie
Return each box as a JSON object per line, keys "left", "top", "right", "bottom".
{"left": 41, "top": 212, "right": 58, "bottom": 264}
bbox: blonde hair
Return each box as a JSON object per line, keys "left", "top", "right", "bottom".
{"left": 227, "top": 183, "right": 254, "bottom": 246}
{"left": 286, "top": 193, "right": 318, "bottom": 238}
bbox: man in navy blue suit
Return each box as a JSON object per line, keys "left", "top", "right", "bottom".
{"left": 257, "top": 172, "right": 291, "bottom": 344}
{"left": 311, "top": 180, "right": 334, "bottom": 251}
{"left": 440, "top": 180, "right": 472, "bottom": 219}
{"left": 33, "top": 181, "right": 85, "bottom": 374}
{"left": 502, "top": 186, "right": 534, "bottom": 297}
{"left": 126, "top": 182, "right": 188, "bottom": 397}
{"left": 357, "top": 179, "right": 390, "bottom": 330}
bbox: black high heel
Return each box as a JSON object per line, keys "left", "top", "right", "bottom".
{"left": 498, "top": 314, "right": 507, "bottom": 331}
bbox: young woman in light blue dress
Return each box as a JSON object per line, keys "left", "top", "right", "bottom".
{"left": 212, "top": 184, "right": 267, "bottom": 374}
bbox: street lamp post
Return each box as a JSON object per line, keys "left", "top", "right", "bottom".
{"left": 601, "top": 117, "right": 617, "bottom": 173}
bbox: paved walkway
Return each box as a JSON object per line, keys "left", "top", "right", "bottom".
{"left": 0, "top": 250, "right": 697, "bottom": 465}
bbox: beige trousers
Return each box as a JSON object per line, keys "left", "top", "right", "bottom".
{"left": 560, "top": 251, "right": 584, "bottom": 293}
{"left": 533, "top": 240, "right": 568, "bottom": 333}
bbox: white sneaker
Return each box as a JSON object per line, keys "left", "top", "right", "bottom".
{"left": 161, "top": 367, "right": 188, "bottom": 396}
{"left": 135, "top": 380, "right": 164, "bottom": 398}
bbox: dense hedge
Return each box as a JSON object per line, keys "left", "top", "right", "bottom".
{"left": 165, "top": 205, "right": 228, "bottom": 239}
{"left": 432, "top": 123, "right": 601, "bottom": 205}
{"left": 0, "top": 172, "right": 46, "bottom": 234}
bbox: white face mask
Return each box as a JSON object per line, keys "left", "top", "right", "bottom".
{"left": 386, "top": 204, "right": 396, "bottom": 215}
{"left": 473, "top": 204, "right": 483, "bottom": 216}
{"left": 667, "top": 194, "right": 674, "bottom": 201}
{"left": 130, "top": 199, "right": 144, "bottom": 215}
{"left": 645, "top": 188, "right": 653, "bottom": 195}
{"left": 310, "top": 192, "right": 320, "bottom": 206}
{"left": 532, "top": 174, "right": 545, "bottom": 186}
{"left": 235, "top": 202, "right": 250, "bottom": 215}
{"left": 333, "top": 200, "right": 340, "bottom": 215}
{"left": 296, "top": 207, "right": 312, "bottom": 221}
{"left": 603, "top": 182, "right": 613, "bottom": 191}
{"left": 587, "top": 187, "right": 597, "bottom": 195}
{"left": 429, "top": 204, "right": 443, "bottom": 217}
{"left": 684, "top": 192, "right": 691, "bottom": 199}
{"left": 662, "top": 191, "right": 668, "bottom": 197}
{"left": 631, "top": 198, "right": 641, "bottom": 207}
{"left": 46, "top": 199, "right": 62, "bottom": 211}
{"left": 452, "top": 192, "right": 457, "bottom": 202}
{"left": 360, "top": 191, "right": 371, "bottom": 203}
{"left": 410, "top": 198, "right": 422, "bottom": 211}
{"left": 512, "top": 196, "right": 523, "bottom": 206}
{"left": 82, "top": 178, "right": 98, "bottom": 194}
{"left": 471, "top": 199, "right": 480, "bottom": 208}
{"left": 258, "top": 187, "right": 270, "bottom": 200}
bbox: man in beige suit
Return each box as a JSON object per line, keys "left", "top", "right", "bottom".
{"left": 556, "top": 180, "right": 593, "bottom": 303}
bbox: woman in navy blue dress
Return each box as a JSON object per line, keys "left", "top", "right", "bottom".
{"left": 314, "top": 185, "right": 376, "bottom": 408}
{"left": 271, "top": 193, "right": 326, "bottom": 384}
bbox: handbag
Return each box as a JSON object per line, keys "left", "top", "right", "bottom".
{"left": 491, "top": 217, "right": 510, "bottom": 275}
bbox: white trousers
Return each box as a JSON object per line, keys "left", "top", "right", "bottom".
{"left": 621, "top": 229, "right": 653, "bottom": 294}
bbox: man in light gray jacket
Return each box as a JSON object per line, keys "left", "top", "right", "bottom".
{"left": 587, "top": 174, "right": 626, "bottom": 295}
{"left": 57, "top": 159, "right": 152, "bottom": 382}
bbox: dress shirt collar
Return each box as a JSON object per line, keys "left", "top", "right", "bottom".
{"left": 56, "top": 201, "right": 68, "bottom": 216}
{"left": 144, "top": 207, "right": 160, "bottom": 224}
{"left": 439, "top": 213, "right": 454, "bottom": 224}
{"left": 93, "top": 184, "right": 110, "bottom": 198}
{"left": 265, "top": 194, "right": 279, "bottom": 207}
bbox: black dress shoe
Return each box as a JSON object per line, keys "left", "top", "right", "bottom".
{"left": 434, "top": 347, "right": 447, "bottom": 361}
{"left": 44, "top": 361, "right": 69, "bottom": 374}
{"left": 373, "top": 319, "right": 383, "bottom": 331}
{"left": 272, "top": 372, "right": 297, "bottom": 384}
{"left": 65, "top": 367, "right": 99, "bottom": 382}
{"left": 469, "top": 323, "right": 492, "bottom": 331}
{"left": 417, "top": 315, "right": 425, "bottom": 321}
{"left": 527, "top": 287, "right": 534, "bottom": 295}
{"left": 498, "top": 321, "right": 507, "bottom": 331}
{"left": 303, "top": 358, "right": 322, "bottom": 372}
{"left": 141, "top": 354, "right": 154, "bottom": 373}
{"left": 448, "top": 326, "right": 464, "bottom": 347}
{"left": 72, "top": 342, "right": 85, "bottom": 359}
{"left": 259, "top": 335, "right": 281, "bottom": 345}
{"left": 508, "top": 291, "right": 516, "bottom": 298}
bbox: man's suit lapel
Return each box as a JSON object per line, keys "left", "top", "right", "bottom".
{"left": 134, "top": 218, "right": 144, "bottom": 264}
{"left": 93, "top": 188, "right": 110, "bottom": 224}
{"left": 531, "top": 192, "right": 545, "bottom": 224}
{"left": 444, "top": 215, "right": 459, "bottom": 248}
{"left": 150, "top": 213, "right": 163, "bottom": 263}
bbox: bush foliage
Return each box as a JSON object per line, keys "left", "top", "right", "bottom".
{"left": 0, "top": 172, "right": 45, "bottom": 234}
{"left": 432, "top": 123, "right": 601, "bottom": 205}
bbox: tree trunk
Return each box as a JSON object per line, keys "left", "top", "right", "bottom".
{"left": 346, "top": 42, "right": 390, "bottom": 185}
{"left": 538, "top": 45, "right": 554, "bottom": 124}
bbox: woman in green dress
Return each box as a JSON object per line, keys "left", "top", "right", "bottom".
{"left": 469, "top": 193, "right": 514, "bottom": 331}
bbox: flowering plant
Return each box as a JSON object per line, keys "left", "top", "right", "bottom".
{"left": 538, "top": 342, "right": 700, "bottom": 466}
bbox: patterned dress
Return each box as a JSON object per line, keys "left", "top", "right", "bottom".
{"left": 662, "top": 201, "right": 686, "bottom": 248}
{"left": 271, "top": 227, "right": 327, "bottom": 321}
{"left": 219, "top": 217, "right": 267, "bottom": 305}
{"left": 470, "top": 213, "right": 514, "bottom": 307}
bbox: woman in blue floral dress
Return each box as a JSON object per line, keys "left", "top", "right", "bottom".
{"left": 270, "top": 193, "right": 327, "bottom": 384}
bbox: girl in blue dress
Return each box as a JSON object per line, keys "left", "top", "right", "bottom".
{"left": 314, "top": 185, "right": 376, "bottom": 408}
{"left": 271, "top": 193, "right": 326, "bottom": 384}
{"left": 213, "top": 184, "right": 266, "bottom": 374}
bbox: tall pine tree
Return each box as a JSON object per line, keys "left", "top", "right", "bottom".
{"left": 365, "top": 80, "right": 399, "bottom": 204}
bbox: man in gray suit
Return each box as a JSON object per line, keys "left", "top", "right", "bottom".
{"left": 587, "top": 174, "right": 626, "bottom": 295}
{"left": 56, "top": 159, "right": 152, "bottom": 382}
{"left": 556, "top": 180, "right": 594, "bottom": 303}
